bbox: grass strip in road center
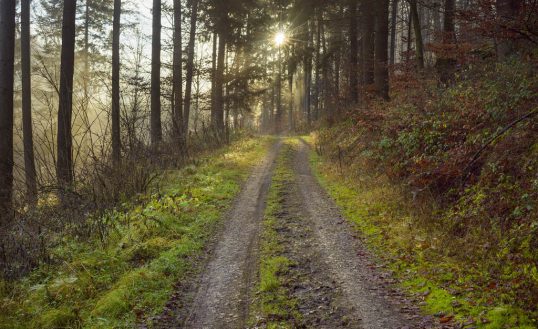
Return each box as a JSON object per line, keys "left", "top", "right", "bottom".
{"left": 250, "top": 139, "right": 302, "bottom": 328}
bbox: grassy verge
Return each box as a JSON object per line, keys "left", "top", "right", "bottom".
{"left": 0, "top": 137, "right": 273, "bottom": 329}
{"left": 307, "top": 135, "right": 537, "bottom": 329}
{"left": 250, "top": 139, "right": 301, "bottom": 328}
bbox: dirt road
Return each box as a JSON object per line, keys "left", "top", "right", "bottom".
{"left": 156, "top": 138, "right": 444, "bottom": 329}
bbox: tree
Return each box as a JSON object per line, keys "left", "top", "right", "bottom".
{"left": 212, "top": 3, "right": 228, "bottom": 136}
{"left": 111, "top": 0, "right": 121, "bottom": 163}
{"left": 348, "top": 0, "right": 359, "bottom": 103}
{"left": 409, "top": 0, "right": 424, "bottom": 69}
{"left": 362, "top": 0, "right": 375, "bottom": 85}
{"left": 496, "top": 0, "right": 522, "bottom": 59}
{"left": 151, "top": 0, "right": 162, "bottom": 146}
{"left": 0, "top": 0, "right": 16, "bottom": 223}
{"left": 389, "top": 0, "right": 398, "bottom": 65}
{"left": 436, "top": 0, "right": 457, "bottom": 83}
{"left": 56, "top": 0, "right": 77, "bottom": 187}
{"left": 183, "top": 0, "right": 200, "bottom": 147}
{"left": 172, "top": 0, "right": 183, "bottom": 145}
{"left": 21, "top": 0, "right": 38, "bottom": 203}
{"left": 375, "top": 0, "right": 390, "bottom": 100}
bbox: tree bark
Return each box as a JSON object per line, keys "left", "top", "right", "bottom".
{"left": 348, "top": 0, "right": 359, "bottom": 103}
{"left": 0, "top": 0, "right": 16, "bottom": 223}
{"left": 409, "top": 0, "right": 424, "bottom": 69}
{"left": 173, "top": 0, "right": 183, "bottom": 145}
{"left": 56, "top": 0, "right": 77, "bottom": 187}
{"left": 496, "top": 0, "right": 522, "bottom": 60}
{"left": 151, "top": 0, "right": 162, "bottom": 146}
{"left": 375, "top": 0, "right": 390, "bottom": 100}
{"left": 436, "top": 0, "right": 456, "bottom": 83}
{"left": 390, "top": 0, "right": 398, "bottom": 65}
{"left": 313, "top": 9, "right": 321, "bottom": 120}
{"left": 183, "top": 0, "right": 199, "bottom": 147}
{"left": 21, "top": 0, "right": 38, "bottom": 203}
{"left": 362, "top": 0, "right": 375, "bottom": 85}
{"left": 213, "top": 27, "right": 226, "bottom": 135}
{"left": 111, "top": 0, "right": 121, "bottom": 163}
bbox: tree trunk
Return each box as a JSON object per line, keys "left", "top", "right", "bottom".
{"left": 362, "top": 0, "right": 375, "bottom": 85}
{"left": 276, "top": 45, "right": 283, "bottom": 131}
{"left": 213, "top": 28, "right": 226, "bottom": 136}
{"left": 183, "top": 0, "right": 199, "bottom": 148}
{"left": 84, "top": 0, "right": 90, "bottom": 74}
{"left": 496, "top": 0, "right": 522, "bottom": 60}
{"left": 21, "top": 0, "right": 38, "bottom": 203}
{"left": 409, "top": 0, "right": 424, "bottom": 69}
{"left": 173, "top": 0, "right": 183, "bottom": 146}
{"left": 390, "top": 0, "right": 398, "bottom": 65}
{"left": 289, "top": 67, "right": 294, "bottom": 131}
{"left": 150, "top": 0, "right": 162, "bottom": 146}
{"left": 375, "top": 0, "right": 390, "bottom": 100}
{"left": 111, "top": 0, "right": 121, "bottom": 163}
{"left": 0, "top": 0, "right": 16, "bottom": 223}
{"left": 56, "top": 0, "right": 77, "bottom": 187}
{"left": 313, "top": 10, "right": 321, "bottom": 120}
{"left": 304, "top": 20, "right": 313, "bottom": 125}
{"left": 348, "top": 0, "right": 359, "bottom": 103}
{"left": 436, "top": 0, "right": 456, "bottom": 83}
{"left": 211, "top": 32, "right": 217, "bottom": 117}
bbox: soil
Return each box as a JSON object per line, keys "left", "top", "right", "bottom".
{"left": 153, "top": 138, "right": 454, "bottom": 329}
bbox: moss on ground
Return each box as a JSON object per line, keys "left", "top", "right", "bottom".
{"left": 0, "top": 137, "right": 273, "bottom": 329}
{"left": 309, "top": 138, "right": 537, "bottom": 329}
{"left": 250, "top": 139, "right": 302, "bottom": 328}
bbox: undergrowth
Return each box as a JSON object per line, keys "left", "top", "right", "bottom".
{"left": 309, "top": 59, "right": 538, "bottom": 328}
{"left": 0, "top": 137, "right": 273, "bottom": 329}
{"left": 250, "top": 139, "right": 301, "bottom": 328}
{"left": 311, "top": 149, "right": 536, "bottom": 328}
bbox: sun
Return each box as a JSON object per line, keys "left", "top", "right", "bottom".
{"left": 274, "top": 31, "right": 286, "bottom": 46}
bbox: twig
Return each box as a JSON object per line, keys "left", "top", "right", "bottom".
{"left": 461, "top": 108, "right": 538, "bottom": 185}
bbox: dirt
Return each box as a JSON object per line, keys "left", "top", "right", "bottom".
{"left": 259, "top": 145, "right": 363, "bottom": 328}
{"left": 152, "top": 140, "right": 282, "bottom": 329}
{"left": 292, "top": 139, "right": 444, "bottom": 329}
{"left": 154, "top": 138, "right": 454, "bottom": 329}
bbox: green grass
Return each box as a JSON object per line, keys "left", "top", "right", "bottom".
{"left": 250, "top": 139, "right": 301, "bottom": 328}
{"left": 0, "top": 137, "right": 273, "bottom": 329}
{"left": 309, "top": 139, "right": 537, "bottom": 329}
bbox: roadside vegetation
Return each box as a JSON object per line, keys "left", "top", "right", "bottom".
{"left": 0, "top": 137, "right": 272, "bottom": 329}
{"left": 311, "top": 58, "right": 537, "bottom": 328}
{"left": 250, "top": 140, "right": 301, "bottom": 328}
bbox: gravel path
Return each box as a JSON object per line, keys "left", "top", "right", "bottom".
{"left": 293, "top": 139, "right": 439, "bottom": 329}
{"left": 155, "top": 138, "right": 452, "bottom": 329}
{"left": 181, "top": 141, "right": 282, "bottom": 329}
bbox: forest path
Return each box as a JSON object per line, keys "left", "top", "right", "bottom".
{"left": 282, "top": 139, "right": 440, "bottom": 328}
{"left": 155, "top": 137, "right": 445, "bottom": 329}
{"left": 178, "top": 140, "right": 283, "bottom": 329}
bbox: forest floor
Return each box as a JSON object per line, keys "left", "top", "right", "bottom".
{"left": 153, "top": 137, "right": 450, "bottom": 329}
